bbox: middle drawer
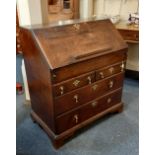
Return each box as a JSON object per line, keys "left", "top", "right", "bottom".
{"left": 54, "top": 72, "right": 124, "bottom": 116}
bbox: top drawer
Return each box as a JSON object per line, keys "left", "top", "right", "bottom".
{"left": 51, "top": 50, "right": 127, "bottom": 84}
{"left": 96, "top": 62, "right": 125, "bottom": 81}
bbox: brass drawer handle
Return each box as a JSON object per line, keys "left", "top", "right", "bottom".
{"left": 109, "top": 67, "right": 114, "bottom": 74}
{"left": 74, "top": 114, "right": 78, "bottom": 123}
{"left": 107, "top": 98, "right": 112, "bottom": 103}
{"left": 87, "top": 76, "right": 92, "bottom": 84}
{"left": 74, "top": 94, "right": 79, "bottom": 103}
{"left": 92, "top": 84, "right": 98, "bottom": 91}
{"left": 73, "top": 80, "right": 80, "bottom": 87}
{"left": 60, "top": 86, "right": 64, "bottom": 95}
{"left": 91, "top": 101, "right": 98, "bottom": 107}
{"left": 99, "top": 72, "right": 104, "bottom": 79}
{"left": 109, "top": 80, "right": 114, "bottom": 88}
{"left": 120, "top": 62, "right": 125, "bottom": 72}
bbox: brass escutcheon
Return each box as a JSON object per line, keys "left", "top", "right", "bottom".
{"left": 91, "top": 101, "right": 98, "bottom": 107}
{"left": 73, "top": 24, "right": 80, "bottom": 31}
{"left": 92, "top": 84, "right": 98, "bottom": 91}
{"left": 73, "top": 80, "right": 80, "bottom": 87}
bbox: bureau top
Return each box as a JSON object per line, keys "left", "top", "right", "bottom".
{"left": 22, "top": 19, "right": 127, "bottom": 69}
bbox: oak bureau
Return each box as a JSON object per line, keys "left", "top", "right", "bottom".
{"left": 21, "top": 19, "right": 128, "bottom": 148}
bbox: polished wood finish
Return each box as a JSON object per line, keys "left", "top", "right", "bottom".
{"left": 48, "top": 0, "right": 58, "bottom": 5}
{"left": 115, "top": 21, "right": 139, "bottom": 43}
{"left": 72, "top": 0, "right": 79, "bottom": 19}
{"left": 21, "top": 28, "right": 56, "bottom": 132}
{"left": 52, "top": 50, "right": 127, "bottom": 83}
{"left": 48, "top": 0, "right": 79, "bottom": 22}
{"left": 34, "top": 20, "right": 127, "bottom": 69}
{"left": 31, "top": 102, "right": 123, "bottom": 149}
{"left": 54, "top": 73, "right": 124, "bottom": 116}
{"left": 53, "top": 71, "right": 96, "bottom": 97}
{"left": 118, "top": 29, "right": 139, "bottom": 43}
{"left": 96, "top": 62, "right": 124, "bottom": 80}
{"left": 56, "top": 88, "right": 122, "bottom": 134}
{"left": 21, "top": 19, "right": 128, "bottom": 149}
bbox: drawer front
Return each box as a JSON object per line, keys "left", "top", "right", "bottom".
{"left": 119, "top": 30, "right": 139, "bottom": 41}
{"left": 54, "top": 73, "right": 124, "bottom": 116}
{"left": 52, "top": 50, "right": 127, "bottom": 84}
{"left": 96, "top": 62, "right": 125, "bottom": 81}
{"left": 53, "top": 71, "right": 95, "bottom": 97}
{"left": 56, "top": 89, "right": 122, "bottom": 134}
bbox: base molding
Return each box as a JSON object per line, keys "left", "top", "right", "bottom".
{"left": 31, "top": 102, "right": 123, "bottom": 149}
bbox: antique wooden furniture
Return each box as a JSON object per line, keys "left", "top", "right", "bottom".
{"left": 115, "top": 21, "right": 139, "bottom": 44}
{"left": 115, "top": 21, "right": 139, "bottom": 77}
{"left": 48, "top": 0, "right": 79, "bottom": 22}
{"left": 21, "top": 19, "right": 128, "bottom": 148}
{"left": 48, "top": 0, "right": 58, "bottom": 5}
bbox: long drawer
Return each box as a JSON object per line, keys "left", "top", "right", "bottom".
{"left": 51, "top": 50, "right": 127, "bottom": 84}
{"left": 54, "top": 73, "right": 124, "bottom": 116}
{"left": 56, "top": 89, "right": 122, "bottom": 134}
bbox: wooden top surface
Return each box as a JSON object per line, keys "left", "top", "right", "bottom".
{"left": 115, "top": 20, "right": 139, "bottom": 31}
{"left": 26, "top": 19, "right": 128, "bottom": 69}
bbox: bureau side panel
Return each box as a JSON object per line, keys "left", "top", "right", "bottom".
{"left": 21, "top": 28, "right": 55, "bottom": 132}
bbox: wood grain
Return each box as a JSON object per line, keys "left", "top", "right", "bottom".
{"left": 21, "top": 19, "right": 128, "bottom": 148}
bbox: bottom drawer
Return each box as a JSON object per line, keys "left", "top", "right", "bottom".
{"left": 56, "top": 89, "right": 122, "bottom": 134}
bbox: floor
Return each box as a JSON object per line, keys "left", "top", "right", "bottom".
{"left": 16, "top": 55, "right": 139, "bottom": 155}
